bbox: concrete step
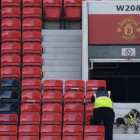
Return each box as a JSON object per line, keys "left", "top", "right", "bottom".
{"left": 42, "top": 36, "right": 82, "bottom": 42}
{"left": 43, "top": 47, "right": 81, "bottom": 54}
{"left": 43, "top": 72, "right": 81, "bottom": 78}
{"left": 42, "top": 42, "right": 82, "bottom": 48}
{"left": 113, "top": 134, "right": 140, "bottom": 140}
{"left": 113, "top": 103, "right": 140, "bottom": 109}
{"left": 42, "top": 66, "right": 81, "bottom": 72}
{"left": 43, "top": 60, "right": 82, "bottom": 66}
{"left": 42, "top": 30, "right": 82, "bottom": 36}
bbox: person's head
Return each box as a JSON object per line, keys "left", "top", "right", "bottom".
{"left": 97, "top": 86, "right": 105, "bottom": 92}
{"left": 116, "top": 117, "right": 125, "bottom": 127}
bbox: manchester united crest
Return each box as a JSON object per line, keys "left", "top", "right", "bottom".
{"left": 117, "top": 17, "right": 140, "bottom": 41}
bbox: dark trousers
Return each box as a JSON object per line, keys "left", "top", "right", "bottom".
{"left": 90, "top": 107, "right": 115, "bottom": 140}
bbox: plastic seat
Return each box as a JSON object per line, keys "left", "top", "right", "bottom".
{"left": 22, "top": 43, "right": 42, "bottom": 56}
{"left": 42, "top": 103, "right": 62, "bottom": 115}
{"left": 19, "top": 136, "right": 39, "bottom": 140}
{"left": 23, "top": 7, "right": 42, "bottom": 19}
{"left": 21, "top": 103, "right": 41, "bottom": 114}
{"left": 1, "top": 0, "right": 20, "bottom": 7}
{"left": 41, "top": 136, "right": 61, "bottom": 140}
{"left": 43, "top": 91, "right": 62, "bottom": 104}
{"left": 86, "top": 91, "right": 96, "bottom": 104}
{"left": 1, "top": 31, "right": 21, "bottom": 43}
{"left": 0, "top": 103, "right": 19, "bottom": 114}
{"left": 84, "top": 126, "right": 105, "bottom": 136}
{"left": 20, "top": 114, "right": 40, "bottom": 125}
{"left": 64, "top": 91, "right": 84, "bottom": 104}
{"left": 1, "top": 43, "right": 21, "bottom": 55}
{"left": 23, "top": 0, "right": 42, "bottom": 8}
{"left": 1, "top": 67, "right": 20, "bottom": 80}
{"left": 0, "top": 125, "right": 17, "bottom": 136}
{"left": 65, "top": 80, "right": 85, "bottom": 92}
{"left": 43, "top": 0, "right": 62, "bottom": 21}
{"left": 1, "top": 54, "right": 20, "bottom": 67}
{"left": 0, "top": 136, "right": 17, "bottom": 140}
{"left": 41, "top": 125, "right": 61, "bottom": 136}
{"left": 23, "top": 55, "right": 42, "bottom": 67}
{"left": 0, "top": 79, "right": 21, "bottom": 92}
{"left": 0, "top": 90, "right": 19, "bottom": 103}
{"left": 84, "top": 136, "right": 104, "bottom": 140}
{"left": 42, "top": 114, "right": 62, "bottom": 125}
{"left": 22, "top": 18, "right": 42, "bottom": 31}
{"left": 63, "top": 125, "right": 83, "bottom": 136}
{"left": 22, "top": 67, "right": 42, "bottom": 80}
{"left": 22, "top": 31, "right": 42, "bottom": 43}
{"left": 2, "top": 19, "right": 21, "bottom": 31}
{"left": 1, "top": 7, "right": 21, "bottom": 19}
{"left": 43, "top": 80, "right": 63, "bottom": 92}
{"left": 64, "top": 114, "right": 83, "bottom": 125}
{"left": 86, "top": 80, "right": 106, "bottom": 92}
{"left": 19, "top": 125, "right": 39, "bottom": 136}
{"left": 63, "top": 137, "right": 83, "bottom": 140}
{"left": 21, "top": 91, "right": 41, "bottom": 104}
{"left": 64, "top": 0, "right": 82, "bottom": 21}
{"left": 22, "top": 79, "right": 42, "bottom": 92}
{"left": 0, "top": 114, "right": 18, "bottom": 125}
{"left": 64, "top": 103, "right": 84, "bottom": 115}
{"left": 85, "top": 104, "right": 93, "bottom": 125}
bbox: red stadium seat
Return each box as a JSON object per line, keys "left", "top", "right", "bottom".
{"left": 42, "top": 114, "right": 62, "bottom": 125}
{"left": 41, "top": 125, "right": 61, "bottom": 136}
{"left": 2, "top": 19, "right": 21, "bottom": 31}
{"left": 20, "top": 114, "right": 40, "bottom": 125}
{"left": 84, "top": 136, "right": 104, "bottom": 140}
{"left": 64, "top": 103, "right": 84, "bottom": 115}
{"left": 1, "top": 31, "right": 21, "bottom": 43}
{"left": 85, "top": 104, "right": 93, "bottom": 125}
{"left": 23, "top": 7, "right": 42, "bottom": 19}
{"left": 1, "top": 43, "right": 21, "bottom": 55}
{"left": 65, "top": 80, "right": 85, "bottom": 92}
{"left": 63, "top": 125, "right": 83, "bottom": 136}
{"left": 23, "top": 0, "right": 42, "bottom": 8}
{"left": 1, "top": 7, "right": 21, "bottom": 19}
{"left": 19, "top": 125, "right": 39, "bottom": 136}
{"left": 22, "top": 79, "right": 42, "bottom": 92}
{"left": 43, "top": 91, "right": 62, "bottom": 104}
{"left": 43, "top": 80, "right": 63, "bottom": 92}
{"left": 22, "top": 31, "right": 42, "bottom": 43}
{"left": 86, "top": 80, "right": 106, "bottom": 92}
{"left": 23, "top": 55, "right": 42, "bottom": 67}
{"left": 64, "top": 114, "right": 83, "bottom": 125}
{"left": 19, "top": 136, "right": 39, "bottom": 140}
{"left": 84, "top": 126, "right": 105, "bottom": 136}
{"left": 63, "top": 137, "right": 83, "bottom": 140}
{"left": 1, "top": 67, "right": 20, "bottom": 80}
{"left": 21, "top": 91, "right": 41, "bottom": 104}
{"left": 22, "top": 43, "right": 42, "bottom": 56}
{"left": 0, "top": 114, "right": 18, "bottom": 125}
{"left": 86, "top": 91, "right": 96, "bottom": 104}
{"left": 0, "top": 125, "right": 17, "bottom": 136}
{"left": 22, "top": 18, "right": 42, "bottom": 31}
{"left": 22, "top": 67, "right": 42, "bottom": 80}
{"left": 0, "top": 136, "right": 17, "bottom": 140}
{"left": 42, "top": 103, "right": 62, "bottom": 115}
{"left": 64, "top": 91, "right": 84, "bottom": 104}
{"left": 1, "top": 54, "right": 20, "bottom": 67}
{"left": 1, "top": 0, "right": 20, "bottom": 7}
{"left": 43, "top": 0, "right": 62, "bottom": 21}
{"left": 21, "top": 103, "right": 41, "bottom": 114}
{"left": 64, "top": 0, "right": 82, "bottom": 21}
{"left": 41, "top": 136, "right": 61, "bottom": 140}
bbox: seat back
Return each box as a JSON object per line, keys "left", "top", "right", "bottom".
{"left": 0, "top": 136, "right": 17, "bottom": 140}
{"left": 85, "top": 104, "right": 93, "bottom": 125}
{"left": 84, "top": 136, "right": 104, "bottom": 140}
{"left": 23, "top": 0, "right": 42, "bottom": 8}
{"left": 1, "top": 0, "right": 21, "bottom": 7}
{"left": 19, "top": 136, "right": 39, "bottom": 140}
{"left": 41, "top": 136, "right": 61, "bottom": 140}
{"left": 86, "top": 91, "right": 96, "bottom": 104}
{"left": 65, "top": 80, "right": 85, "bottom": 92}
{"left": 63, "top": 137, "right": 83, "bottom": 140}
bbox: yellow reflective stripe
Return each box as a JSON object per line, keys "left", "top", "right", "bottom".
{"left": 126, "top": 115, "right": 134, "bottom": 124}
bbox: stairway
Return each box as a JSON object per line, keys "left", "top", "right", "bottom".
{"left": 113, "top": 103, "right": 140, "bottom": 140}
{"left": 42, "top": 30, "right": 82, "bottom": 83}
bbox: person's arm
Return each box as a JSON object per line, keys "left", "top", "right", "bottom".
{"left": 91, "top": 95, "right": 95, "bottom": 107}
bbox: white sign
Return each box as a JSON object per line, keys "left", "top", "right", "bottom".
{"left": 122, "top": 48, "right": 136, "bottom": 56}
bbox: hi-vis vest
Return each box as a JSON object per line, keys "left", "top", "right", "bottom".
{"left": 93, "top": 91, "right": 113, "bottom": 109}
